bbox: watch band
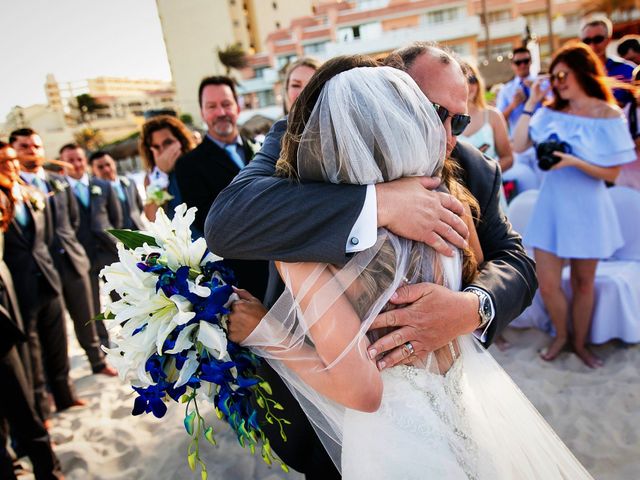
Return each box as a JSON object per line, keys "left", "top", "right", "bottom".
{"left": 464, "top": 287, "right": 492, "bottom": 329}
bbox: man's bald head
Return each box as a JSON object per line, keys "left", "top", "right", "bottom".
{"left": 386, "top": 42, "right": 468, "bottom": 155}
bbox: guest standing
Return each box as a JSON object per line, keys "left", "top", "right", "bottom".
{"left": 61, "top": 144, "right": 122, "bottom": 346}
{"left": 175, "top": 75, "right": 268, "bottom": 300}
{"left": 139, "top": 115, "right": 195, "bottom": 221}
{"left": 513, "top": 43, "right": 635, "bottom": 368}
{"left": 11, "top": 129, "right": 114, "bottom": 377}
{"left": 90, "top": 151, "right": 144, "bottom": 230}
{"left": 282, "top": 57, "right": 320, "bottom": 114}
{"left": 0, "top": 141, "right": 64, "bottom": 480}
{"left": 459, "top": 62, "right": 512, "bottom": 172}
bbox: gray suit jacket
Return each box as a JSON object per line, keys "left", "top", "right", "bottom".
{"left": 118, "top": 176, "right": 145, "bottom": 231}
{"left": 44, "top": 172, "right": 91, "bottom": 276}
{"left": 205, "top": 119, "right": 537, "bottom": 346}
{"left": 70, "top": 177, "right": 122, "bottom": 270}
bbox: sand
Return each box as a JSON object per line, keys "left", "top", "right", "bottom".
{"left": 25, "top": 324, "right": 639, "bottom": 479}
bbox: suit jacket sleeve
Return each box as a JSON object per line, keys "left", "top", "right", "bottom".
{"left": 175, "top": 151, "right": 211, "bottom": 236}
{"left": 205, "top": 119, "right": 367, "bottom": 265}
{"left": 454, "top": 141, "right": 538, "bottom": 345}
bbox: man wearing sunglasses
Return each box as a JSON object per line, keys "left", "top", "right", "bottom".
{"left": 581, "top": 16, "right": 634, "bottom": 106}
{"left": 496, "top": 47, "right": 545, "bottom": 192}
{"left": 496, "top": 47, "right": 537, "bottom": 134}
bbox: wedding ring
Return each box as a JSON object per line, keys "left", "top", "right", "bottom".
{"left": 404, "top": 341, "right": 415, "bottom": 357}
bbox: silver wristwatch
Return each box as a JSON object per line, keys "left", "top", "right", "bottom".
{"left": 464, "top": 287, "right": 492, "bottom": 329}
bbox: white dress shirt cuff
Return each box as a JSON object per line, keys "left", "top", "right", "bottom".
{"left": 346, "top": 185, "right": 377, "bottom": 253}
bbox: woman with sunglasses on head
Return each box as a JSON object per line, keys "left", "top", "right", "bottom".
{"left": 513, "top": 42, "right": 636, "bottom": 368}
{"left": 459, "top": 62, "right": 513, "bottom": 173}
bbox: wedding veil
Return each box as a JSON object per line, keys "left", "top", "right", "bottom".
{"left": 243, "top": 66, "right": 593, "bottom": 479}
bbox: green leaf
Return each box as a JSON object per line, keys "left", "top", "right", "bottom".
{"left": 201, "top": 469, "right": 208, "bottom": 480}
{"left": 280, "top": 463, "right": 290, "bottom": 473}
{"left": 180, "top": 394, "right": 190, "bottom": 404}
{"left": 273, "top": 402, "right": 284, "bottom": 410}
{"left": 91, "top": 311, "right": 115, "bottom": 323}
{"left": 256, "top": 396, "right": 265, "bottom": 408}
{"left": 108, "top": 229, "right": 158, "bottom": 249}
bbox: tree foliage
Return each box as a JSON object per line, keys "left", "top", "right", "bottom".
{"left": 218, "top": 43, "right": 248, "bottom": 75}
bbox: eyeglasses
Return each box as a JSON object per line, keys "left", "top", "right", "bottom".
{"left": 467, "top": 75, "right": 478, "bottom": 85}
{"left": 581, "top": 35, "right": 606, "bottom": 45}
{"left": 550, "top": 71, "right": 569, "bottom": 84}
{"left": 512, "top": 58, "right": 531, "bottom": 66}
{"left": 432, "top": 103, "right": 471, "bottom": 136}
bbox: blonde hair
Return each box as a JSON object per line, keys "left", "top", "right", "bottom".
{"left": 461, "top": 61, "right": 487, "bottom": 109}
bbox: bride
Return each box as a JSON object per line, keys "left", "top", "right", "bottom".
{"left": 229, "top": 58, "right": 592, "bottom": 479}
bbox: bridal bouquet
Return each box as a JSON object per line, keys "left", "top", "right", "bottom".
{"left": 99, "top": 205, "right": 289, "bottom": 478}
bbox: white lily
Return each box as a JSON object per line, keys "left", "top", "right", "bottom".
{"left": 197, "top": 321, "right": 228, "bottom": 360}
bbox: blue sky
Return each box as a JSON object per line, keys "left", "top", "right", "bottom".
{"left": 1, "top": 0, "right": 172, "bottom": 119}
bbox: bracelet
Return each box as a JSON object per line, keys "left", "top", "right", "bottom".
{"left": 522, "top": 109, "right": 534, "bottom": 116}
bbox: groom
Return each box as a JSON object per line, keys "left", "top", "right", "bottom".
{"left": 206, "top": 43, "right": 537, "bottom": 479}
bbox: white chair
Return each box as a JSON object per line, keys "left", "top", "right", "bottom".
{"left": 509, "top": 186, "right": 640, "bottom": 344}
{"left": 507, "top": 189, "right": 539, "bottom": 257}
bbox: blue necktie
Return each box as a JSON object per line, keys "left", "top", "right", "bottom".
{"left": 224, "top": 144, "right": 245, "bottom": 170}
{"left": 112, "top": 181, "right": 126, "bottom": 202}
{"left": 74, "top": 182, "right": 89, "bottom": 208}
{"left": 520, "top": 80, "right": 530, "bottom": 100}
{"left": 14, "top": 200, "right": 29, "bottom": 227}
{"left": 31, "top": 177, "right": 49, "bottom": 194}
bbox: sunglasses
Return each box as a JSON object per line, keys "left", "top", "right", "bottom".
{"left": 512, "top": 58, "right": 531, "bottom": 66}
{"left": 467, "top": 75, "right": 478, "bottom": 85}
{"left": 550, "top": 71, "right": 569, "bottom": 84}
{"left": 432, "top": 103, "right": 471, "bottom": 136}
{"left": 581, "top": 35, "right": 606, "bottom": 45}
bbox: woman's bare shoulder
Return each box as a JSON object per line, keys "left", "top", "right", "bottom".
{"left": 596, "top": 100, "right": 624, "bottom": 119}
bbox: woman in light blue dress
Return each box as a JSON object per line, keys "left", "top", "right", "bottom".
{"left": 513, "top": 43, "right": 636, "bottom": 368}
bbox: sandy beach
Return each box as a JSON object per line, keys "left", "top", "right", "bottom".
{"left": 27, "top": 323, "right": 639, "bottom": 479}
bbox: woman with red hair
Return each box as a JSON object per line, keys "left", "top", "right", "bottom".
{"left": 513, "top": 43, "right": 636, "bottom": 367}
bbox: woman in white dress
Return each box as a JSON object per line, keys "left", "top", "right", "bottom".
{"left": 513, "top": 43, "right": 636, "bottom": 367}
{"left": 231, "top": 56, "right": 593, "bottom": 479}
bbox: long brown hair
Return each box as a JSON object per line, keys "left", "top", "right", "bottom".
{"left": 276, "top": 55, "right": 479, "bottom": 283}
{"left": 547, "top": 42, "right": 617, "bottom": 111}
{"left": 0, "top": 142, "right": 17, "bottom": 232}
{"left": 138, "top": 115, "right": 196, "bottom": 171}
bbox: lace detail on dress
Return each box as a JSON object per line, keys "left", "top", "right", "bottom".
{"left": 381, "top": 360, "right": 480, "bottom": 480}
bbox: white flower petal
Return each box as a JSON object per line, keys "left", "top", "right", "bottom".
{"left": 197, "top": 321, "right": 227, "bottom": 360}
{"left": 174, "top": 350, "right": 199, "bottom": 389}
{"left": 165, "top": 323, "right": 197, "bottom": 354}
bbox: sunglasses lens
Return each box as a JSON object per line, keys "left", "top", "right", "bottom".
{"left": 433, "top": 104, "right": 449, "bottom": 123}
{"left": 467, "top": 76, "right": 478, "bottom": 84}
{"left": 514, "top": 58, "right": 530, "bottom": 66}
{"left": 451, "top": 114, "right": 471, "bottom": 136}
{"left": 582, "top": 35, "right": 605, "bottom": 45}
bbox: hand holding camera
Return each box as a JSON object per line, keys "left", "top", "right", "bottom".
{"left": 536, "top": 135, "right": 574, "bottom": 171}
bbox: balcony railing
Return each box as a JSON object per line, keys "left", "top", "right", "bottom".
{"left": 322, "top": 16, "right": 482, "bottom": 58}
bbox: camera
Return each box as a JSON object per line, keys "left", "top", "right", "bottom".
{"left": 536, "top": 135, "right": 572, "bottom": 171}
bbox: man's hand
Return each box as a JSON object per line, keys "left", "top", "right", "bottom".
{"left": 367, "top": 283, "right": 480, "bottom": 369}
{"left": 227, "top": 288, "right": 267, "bottom": 344}
{"left": 375, "top": 177, "right": 469, "bottom": 257}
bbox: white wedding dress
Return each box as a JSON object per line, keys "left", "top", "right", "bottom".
{"left": 244, "top": 67, "right": 593, "bottom": 479}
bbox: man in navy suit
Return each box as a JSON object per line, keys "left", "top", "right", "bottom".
{"left": 89, "top": 151, "right": 144, "bottom": 231}
{"left": 175, "top": 75, "right": 268, "bottom": 301}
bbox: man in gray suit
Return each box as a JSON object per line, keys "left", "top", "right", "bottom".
{"left": 89, "top": 151, "right": 145, "bottom": 231}
{"left": 206, "top": 44, "right": 537, "bottom": 479}
{"left": 11, "top": 130, "right": 116, "bottom": 377}
{"left": 61, "top": 144, "right": 122, "bottom": 346}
